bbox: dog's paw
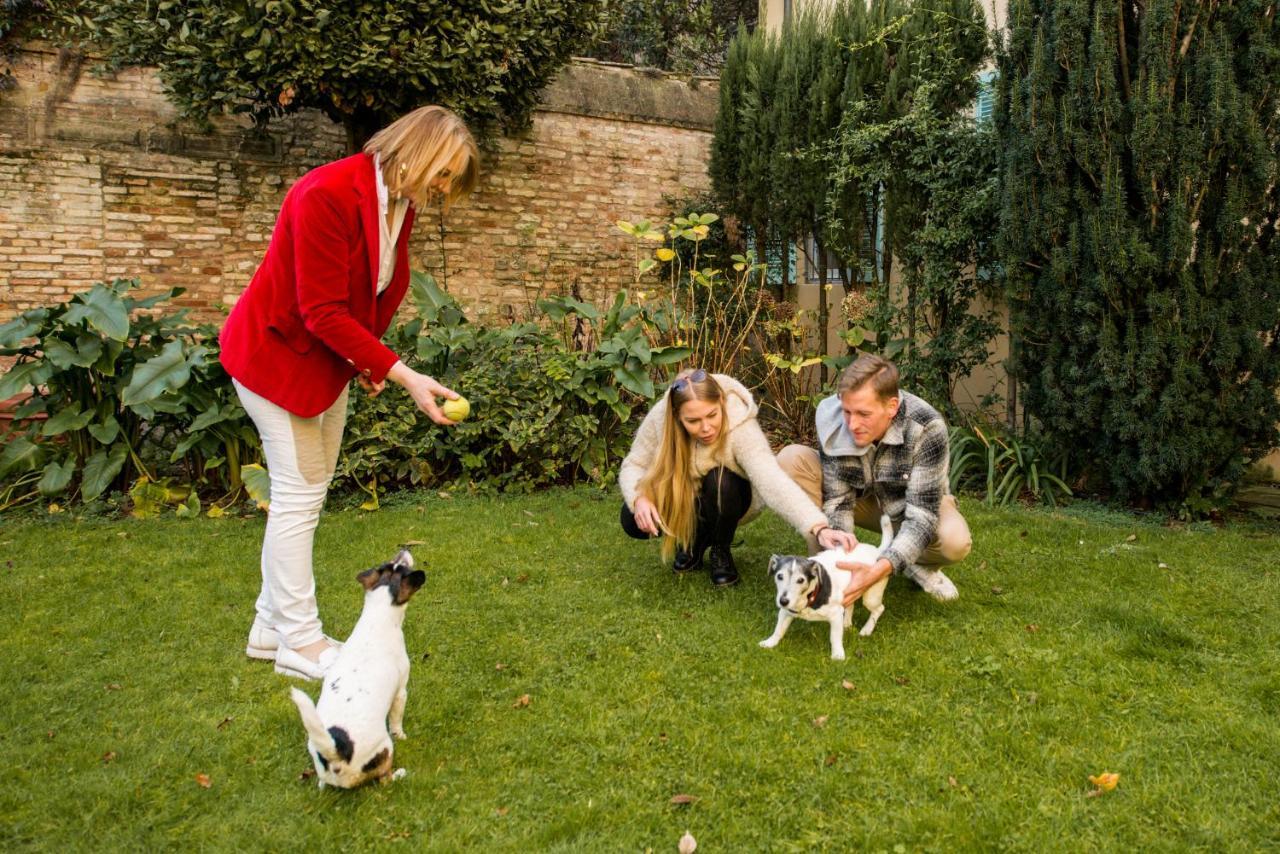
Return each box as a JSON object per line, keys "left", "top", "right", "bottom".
{"left": 392, "top": 768, "right": 407, "bottom": 781}
{"left": 858, "top": 624, "right": 876, "bottom": 637}
{"left": 831, "top": 650, "right": 846, "bottom": 661}
{"left": 759, "top": 638, "right": 779, "bottom": 649}
{"left": 391, "top": 727, "right": 407, "bottom": 740}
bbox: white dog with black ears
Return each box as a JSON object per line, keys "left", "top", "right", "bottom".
{"left": 290, "top": 549, "right": 425, "bottom": 789}
{"left": 759, "top": 515, "right": 895, "bottom": 660}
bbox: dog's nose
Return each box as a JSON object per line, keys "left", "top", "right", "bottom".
{"left": 779, "top": 597, "right": 789, "bottom": 607}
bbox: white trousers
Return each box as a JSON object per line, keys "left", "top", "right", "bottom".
{"left": 234, "top": 379, "right": 348, "bottom": 650}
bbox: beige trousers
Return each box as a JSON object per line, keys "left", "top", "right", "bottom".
{"left": 235, "top": 379, "right": 348, "bottom": 649}
{"left": 776, "top": 444, "right": 972, "bottom": 565}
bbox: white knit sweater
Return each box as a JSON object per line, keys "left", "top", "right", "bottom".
{"left": 618, "top": 374, "right": 828, "bottom": 537}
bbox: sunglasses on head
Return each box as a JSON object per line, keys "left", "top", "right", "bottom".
{"left": 669, "top": 368, "right": 708, "bottom": 394}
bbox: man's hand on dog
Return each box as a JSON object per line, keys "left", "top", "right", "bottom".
{"left": 836, "top": 557, "right": 893, "bottom": 607}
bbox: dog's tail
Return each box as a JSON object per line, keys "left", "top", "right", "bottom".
{"left": 290, "top": 687, "right": 339, "bottom": 762}
{"left": 876, "top": 513, "right": 895, "bottom": 554}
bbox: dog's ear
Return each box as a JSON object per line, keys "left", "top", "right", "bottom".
{"left": 393, "top": 569, "right": 427, "bottom": 605}
{"left": 392, "top": 549, "right": 415, "bottom": 571}
{"left": 357, "top": 567, "right": 385, "bottom": 590}
{"left": 767, "top": 555, "right": 783, "bottom": 575}
{"left": 803, "top": 559, "right": 823, "bottom": 582}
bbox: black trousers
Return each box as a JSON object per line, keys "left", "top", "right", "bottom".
{"left": 620, "top": 468, "right": 752, "bottom": 550}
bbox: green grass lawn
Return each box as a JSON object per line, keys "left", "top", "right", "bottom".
{"left": 2, "top": 489, "right": 1278, "bottom": 851}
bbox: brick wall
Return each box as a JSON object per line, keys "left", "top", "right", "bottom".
{"left": 0, "top": 44, "right": 718, "bottom": 323}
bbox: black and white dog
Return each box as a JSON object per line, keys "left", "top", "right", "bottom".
{"left": 759, "top": 515, "right": 895, "bottom": 660}
{"left": 290, "top": 550, "right": 425, "bottom": 789}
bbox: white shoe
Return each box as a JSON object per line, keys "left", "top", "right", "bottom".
{"left": 245, "top": 619, "right": 279, "bottom": 661}
{"left": 909, "top": 566, "right": 959, "bottom": 602}
{"left": 274, "top": 643, "right": 341, "bottom": 681}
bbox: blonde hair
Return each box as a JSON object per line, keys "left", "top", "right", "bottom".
{"left": 363, "top": 105, "right": 479, "bottom": 210}
{"left": 838, "top": 353, "right": 899, "bottom": 400}
{"left": 637, "top": 370, "right": 729, "bottom": 561}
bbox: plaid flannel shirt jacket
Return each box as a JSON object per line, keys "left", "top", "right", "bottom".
{"left": 816, "top": 390, "right": 951, "bottom": 573}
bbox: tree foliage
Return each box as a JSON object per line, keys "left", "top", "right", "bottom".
{"left": 825, "top": 50, "right": 1002, "bottom": 410}
{"left": 997, "top": 0, "right": 1280, "bottom": 507}
{"left": 710, "top": 0, "right": 992, "bottom": 403}
{"left": 57, "top": 1, "right": 607, "bottom": 147}
{"left": 589, "top": 0, "right": 757, "bottom": 74}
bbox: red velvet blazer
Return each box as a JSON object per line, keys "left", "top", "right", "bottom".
{"left": 220, "top": 153, "right": 417, "bottom": 417}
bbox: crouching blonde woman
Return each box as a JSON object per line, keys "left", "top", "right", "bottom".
{"left": 619, "top": 369, "right": 857, "bottom": 587}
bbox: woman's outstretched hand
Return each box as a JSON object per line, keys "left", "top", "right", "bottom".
{"left": 632, "top": 496, "right": 663, "bottom": 537}
{"left": 387, "top": 361, "right": 459, "bottom": 425}
{"left": 817, "top": 527, "right": 858, "bottom": 552}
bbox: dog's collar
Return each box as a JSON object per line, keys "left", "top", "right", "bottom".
{"left": 806, "top": 566, "right": 832, "bottom": 609}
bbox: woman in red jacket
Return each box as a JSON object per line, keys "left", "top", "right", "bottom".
{"left": 220, "top": 105, "right": 479, "bottom": 680}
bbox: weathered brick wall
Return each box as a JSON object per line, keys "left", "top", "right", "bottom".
{"left": 0, "top": 44, "right": 717, "bottom": 323}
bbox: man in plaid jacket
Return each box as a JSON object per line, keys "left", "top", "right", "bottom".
{"left": 779, "top": 354, "right": 972, "bottom": 603}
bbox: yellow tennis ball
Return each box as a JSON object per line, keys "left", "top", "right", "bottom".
{"left": 441, "top": 396, "right": 470, "bottom": 422}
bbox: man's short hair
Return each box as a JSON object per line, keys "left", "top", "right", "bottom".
{"left": 837, "top": 353, "right": 900, "bottom": 401}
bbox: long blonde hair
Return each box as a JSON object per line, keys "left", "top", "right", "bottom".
{"left": 363, "top": 105, "right": 479, "bottom": 210}
{"left": 637, "top": 370, "right": 730, "bottom": 560}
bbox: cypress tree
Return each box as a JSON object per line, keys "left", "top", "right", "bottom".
{"left": 998, "top": 0, "right": 1280, "bottom": 506}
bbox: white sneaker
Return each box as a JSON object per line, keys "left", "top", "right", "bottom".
{"left": 909, "top": 566, "right": 959, "bottom": 602}
{"left": 274, "top": 643, "right": 341, "bottom": 681}
{"left": 245, "top": 619, "right": 279, "bottom": 661}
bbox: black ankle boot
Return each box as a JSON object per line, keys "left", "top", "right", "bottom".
{"left": 708, "top": 546, "right": 739, "bottom": 587}
{"left": 672, "top": 545, "right": 706, "bottom": 574}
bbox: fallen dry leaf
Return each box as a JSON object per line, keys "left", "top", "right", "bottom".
{"left": 195, "top": 773, "right": 212, "bottom": 789}
{"left": 101, "top": 751, "right": 116, "bottom": 764}
{"left": 105, "top": 683, "right": 122, "bottom": 691}
{"left": 1158, "top": 562, "right": 1169, "bottom": 569}
{"left": 495, "top": 663, "right": 507, "bottom": 671}
{"left": 1025, "top": 624, "right": 1040, "bottom": 633}
{"left": 824, "top": 754, "right": 837, "bottom": 767}
{"left": 893, "top": 675, "right": 911, "bottom": 686}
{"left": 523, "top": 510, "right": 535, "bottom": 518}
{"left": 977, "top": 560, "right": 989, "bottom": 571}
{"left": 669, "top": 794, "right": 699, "bottom": 806}
{"left": 990, "top": 586, "right": 1005, "bottom": 596}
{"left": 678, "top": 830, "right": 697, "bottom": 853}
{"left": 948, "top": 775, "right": 959, "bottom": 788}
{"left": 513, "top": 694, "right": 531, "bottom": 709}
{"left": 841, "top": 679, "right": 855, "bottom": 691}
{"left": 495, "top": 806, "right": 509, "bottom": 817}
{"left": 1125, "top": 534, "right": 1137, "bottom": 542}
{"left": 216, "top": 716, "right": 233, "bottom": 730}
{"left": 658, "top": 732, "right": 669, "bottom": 743}
{"left": 516, "top": 573, "right": 530, "bottom": 583}
{"left": 1088, "top": 771, "right": 1120, "bottom": 792}
{"left": 402, "top": 539, "right": 426, "bottom": 546}
{"left": 437, "top": 492, "right": 453, "bottom": 499}
{"left": 299, "top": 768, "right": 316, "bottom": 781}
{"left": 47, "top": 731, "right": 55, "bottom": 739}
{"left": 812, "top": 715, "right": 829, "bottom": 728}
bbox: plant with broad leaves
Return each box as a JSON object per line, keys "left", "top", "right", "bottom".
{"left": 614, "top": 211, "right": 771, "bottom": 378}
{"left": 0, "top": 279, "right": 258, "bottom": 511}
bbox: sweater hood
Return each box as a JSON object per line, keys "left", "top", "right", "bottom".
{"left": 815, "top": 394, "right": 864, "bottom": 457}
{"left": 713, "top": 373, "right": 758, "bottom": 431}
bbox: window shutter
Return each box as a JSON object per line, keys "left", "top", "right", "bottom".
{"left": 976, "top": 70, "right": 997, "bottom": 124}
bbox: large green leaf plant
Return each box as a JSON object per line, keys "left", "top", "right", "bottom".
{"left": 0, "top": 279, "right": 257, "bottom": 511}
